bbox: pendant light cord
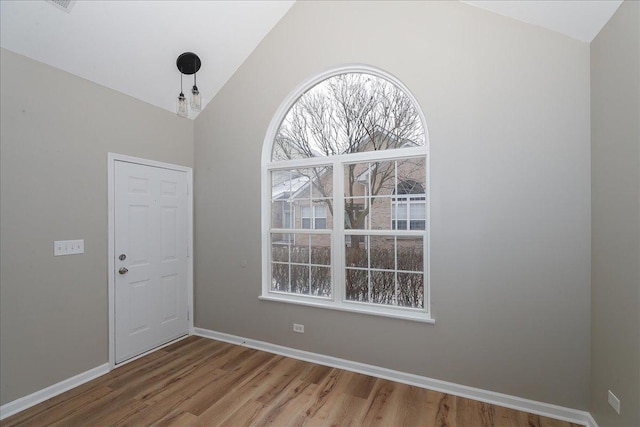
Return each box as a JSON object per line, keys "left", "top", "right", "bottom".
{"left": 194, "top": 56, "right": 197, "bottom": 88}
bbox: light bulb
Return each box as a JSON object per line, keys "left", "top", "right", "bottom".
{"left": 177, "top": 92, "right": 188, "bottom": 117}
{"left": 190, "top": 85, "right": 201, "bottom": 112}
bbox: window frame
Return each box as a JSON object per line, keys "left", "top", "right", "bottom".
{"left": 260, "top": 65, "right": 432, "bottom": 323}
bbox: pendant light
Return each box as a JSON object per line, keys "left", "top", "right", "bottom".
{"left": 191, "top": 71, "right": 201, "bottom": 112}
{"left": 176, "top": 52, "right": 202, "bottom": 117}
{"left": 177, "top": 73, "right": 188, "bottom": 118}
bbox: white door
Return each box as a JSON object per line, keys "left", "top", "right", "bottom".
{"left": 114, "top": 160, "right": 189, "bottom": 364}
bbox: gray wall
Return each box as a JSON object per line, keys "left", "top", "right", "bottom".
{"left": 0, "top": 49, "right": 194, "bottom": 405}
{"left": 194, "top": 1, "right": 591, "bottom": 409}
{"left": 590, "top": 1, "right": 640, "bottom": 426}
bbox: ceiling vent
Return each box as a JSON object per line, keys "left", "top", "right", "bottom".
{"left": 45, "top": 0, "right": 76, "bottom": 13}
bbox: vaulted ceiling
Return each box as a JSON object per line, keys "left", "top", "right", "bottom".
{"left": 0, "top": 1, "right": 622, "bottom": 119}
{"left": 0, "top": 0, "right": 294, "bottom": 119}
{"left": 461, "top": 1, "right": 622, "bottom": 42}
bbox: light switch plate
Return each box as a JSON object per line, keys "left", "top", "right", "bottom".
{"left": 54, "top": 239, "right": 84, "bottom": 256}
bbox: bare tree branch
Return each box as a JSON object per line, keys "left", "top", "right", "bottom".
{"left": 274, "top": 73, "right": 424, "bottom": 232}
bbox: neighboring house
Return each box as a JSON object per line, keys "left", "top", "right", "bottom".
{"left": 271, "top": 129, "right": 427, "bottom": 249}
{"left": 271, "top": 173, "right": 309, "bottom": 244}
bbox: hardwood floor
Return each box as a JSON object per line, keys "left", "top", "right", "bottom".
{"left": 1, "top": 336, "right": 583, "bottom": 427}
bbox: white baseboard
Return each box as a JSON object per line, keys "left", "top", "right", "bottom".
{"left": 1, "top": 332, "right": 600, "bottom": 427}
{"left": 194, "top": 327, "right": 597, "bottom": 427}
{"left": 0, "top": 363, "right": 109, "bottom": 421}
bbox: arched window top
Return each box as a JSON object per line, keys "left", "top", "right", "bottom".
{"left": 272, "top": 71, "right": 426, "bottom": 161}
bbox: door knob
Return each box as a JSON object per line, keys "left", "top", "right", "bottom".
{"left": 119, "top": 267, "right": 129, "bottom": 275}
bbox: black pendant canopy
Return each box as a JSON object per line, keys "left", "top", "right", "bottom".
{"left": 176, "top": 52, "right": 201, "bottom": 75}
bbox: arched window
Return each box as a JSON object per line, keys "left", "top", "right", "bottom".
{"left": 261, "top": 66, "right": 431, "bottom": 322}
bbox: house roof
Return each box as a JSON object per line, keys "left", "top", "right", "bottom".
{"left": 272, "top": 175, "right": 310, "bottom": 200}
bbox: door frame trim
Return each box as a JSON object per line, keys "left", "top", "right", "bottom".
{"left": 107, "top": 152, "right": 194, "bottom": 370}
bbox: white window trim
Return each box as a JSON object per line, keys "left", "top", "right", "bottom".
{"left": 260, "top": 64, "right": 432, "bottom": 323}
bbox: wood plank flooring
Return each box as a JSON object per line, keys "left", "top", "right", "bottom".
{"left": 1, "top": 336, "right": 584, "bottom": 427}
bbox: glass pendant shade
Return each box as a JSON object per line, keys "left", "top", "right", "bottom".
{"left": 177, "top": 92, "right": 188, "bottom": 118}
{"left": 190, "top": 85, "right": 201, "bottom": 112}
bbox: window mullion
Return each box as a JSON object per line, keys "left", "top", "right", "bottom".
{"left": 308, "top": 235, "right": 312, "bottom": 295}
{"left": 332, "top": 158, "right": 344, "bottom": 303}
{"left": 365, "top": 163, "right": 371, "bottom": 302}
{"left": 287, "top": 241, "right": 292, "bottom": 293}
{"left": 424, "top": 152, "right": 430, "bottom": 315}
{"left": 267, "top": 146, "right": 426, "bottom": 170}
{"left": 394, "top": 236, "right": 398, "bottom": 305}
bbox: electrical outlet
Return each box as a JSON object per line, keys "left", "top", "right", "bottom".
{"left": 608, "top": 390, "right": 620, "bottom": 414}
{"left": 293, "top": 323, "right": 304, "bottom": 333}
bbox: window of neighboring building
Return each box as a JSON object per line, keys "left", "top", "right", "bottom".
{"left": 262, "top": 67, "right": 431, "bottom": 322}
{"left": 392, "top": 180, "right": 426, "bottom": 231}
{"left": 301, "top": 205, "right": 327, "bottom": 229}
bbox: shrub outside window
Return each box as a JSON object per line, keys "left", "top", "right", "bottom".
{"left": 262, "top": 67, "right": 431, "bottom": 322}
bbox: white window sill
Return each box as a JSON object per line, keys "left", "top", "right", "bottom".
{"left": 258, "top": 294, "right": 435, "bottom": 324}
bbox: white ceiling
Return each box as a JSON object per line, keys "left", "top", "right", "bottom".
{"left": 0, "top": 0, "right": 294, "bottom": 119}
{"left": 462, "top": 1, "right": 623, "bottom": 42}
{"left": 0, "top": 1, "right": 623, "bottom": 120}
